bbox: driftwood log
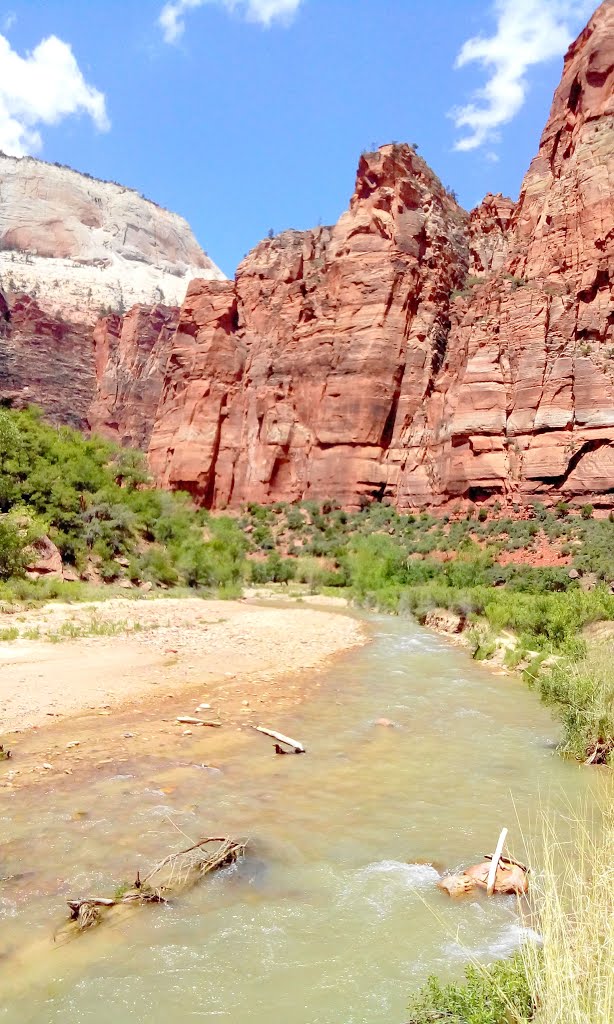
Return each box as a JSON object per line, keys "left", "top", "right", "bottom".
{"left": 56, "top": 836, "right": 246, "bottom": 943}
{"left": 253, "top": 726, "right": 305, "bottom": 754}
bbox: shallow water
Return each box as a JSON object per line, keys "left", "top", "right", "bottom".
{"left": 0, "top": 612, "right": 609, "bottom": 1023}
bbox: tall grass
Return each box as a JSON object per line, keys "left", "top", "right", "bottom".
{"left": 538, "top": 649, "right": 614, "bottom": 764}
{"left": 522, "top": 804, "right": 614, "bottom": 1024}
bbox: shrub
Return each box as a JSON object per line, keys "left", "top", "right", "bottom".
{"left": 0, "top": 515, "right": 29, "bottom": 580}
{"left": 407, "top": 952, "right": 533, "bottom": 1024}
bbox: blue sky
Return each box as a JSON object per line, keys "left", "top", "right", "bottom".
{"left": 0, "top": 1, "right": 598, "bottom": 275}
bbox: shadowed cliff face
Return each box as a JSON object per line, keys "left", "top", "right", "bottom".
{"left": 0, "top": 293, "right": 95, "bottom": 430}
{"left": 3, "top": 3, "right": 613, "bottom": 512}
{"left": 88, "top": 305, "right": 180, "bottom": 450}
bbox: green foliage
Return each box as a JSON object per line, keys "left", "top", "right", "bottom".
{"left": 538, "top": 650, "right": 614, "bottom": 764}
{"left": 407, "top": 952, "right": 534, "bottom": 1024}
{"left": 0, "top": 408, "right": 248, "bottom": 592}
{"left": 347, "top": 534, "right": 408, "bottom": 594}
{"left": 0, "top": 514, "right": 30, "bottom": 580}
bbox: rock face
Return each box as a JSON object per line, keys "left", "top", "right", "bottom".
{"left": 0, "top": 154, "right": 224, "bottom": 325}
{"left": 88, "top": 304, "right": 180, "bottom": 449}
{"left": 149, "top": 145, "right": 469, "bottom": 506}
{"left": 25, "top": 535, "right": 63, "bottom": 579}
{"left": 146, "top": 1, "right": 613, "bottom": 510}
{"left": 421, "top": 0, "right": 614, "bottom": 508}
{"left": 468, "top": 194, "right": 515, "bottom": 276}
{"left": 2, "top": 4, "right": 613, "bottom": 512}
{"left": 0, "top": 293, "right": 96, "bottom": 429}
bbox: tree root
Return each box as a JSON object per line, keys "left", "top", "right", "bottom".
{"left": 57, "top": 836, "right": 246, "bottom": 941}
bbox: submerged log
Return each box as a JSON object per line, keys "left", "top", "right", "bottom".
{"left": 465, "top": 859, "right": 529, "bottom": 895}
{"left": 253, "top": 726, "right": 305, "bottom": 753}
{"left": 56, "top": 836, "right": 246, "bottom": 943}
{"left": 438, "top": 829, "right": 529, "bottom": 898}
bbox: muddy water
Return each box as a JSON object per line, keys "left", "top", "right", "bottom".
{"left": 0, "top": 613, "right": 609, "bottom": 1023}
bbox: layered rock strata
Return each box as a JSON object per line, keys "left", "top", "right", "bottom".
{"left": 419, "top": 0, "right": 614, "bottom": 507}
{"left": 145, "top": 1, "right": 614, "bottom": 510}
{"left": 0, "top": 293, "right": 95, "bottom": 429}
{"left": 2, "top": 3, "right": 612, "bottom": 511}
{"left": 148, "top": 145, "right": 469, "bottom": 506}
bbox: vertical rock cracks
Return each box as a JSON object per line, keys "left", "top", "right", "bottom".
{"left": 2, "top": 3, "right": 612, "bottom": 513}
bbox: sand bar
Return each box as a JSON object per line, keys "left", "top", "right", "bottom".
{"left": 0, "top": 597, "right": 366, "bottom": 790}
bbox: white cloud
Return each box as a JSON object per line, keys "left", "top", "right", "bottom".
{"left": 2, "top": 12, "right": 16, "bottom": 32}
{"left": 0, "top": 33, "right": 109, "bottom": 156}
{"left": 159, "top": 0, "right": 302, "bottom": 43}
{"left": 451, "top": 0, "right": 595, "bottom": 151}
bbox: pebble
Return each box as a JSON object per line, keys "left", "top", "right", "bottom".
{"left": 42, "top": 763, "right": 53, "bottom": 770}
{"left": 123, "top": 732, "right": 134, "bottom": 739}
{"left": 183, "top": 730, "right": 193, "bottom": 736}
{"left": 66, "top": 741, "right": 80, "bottom": 749}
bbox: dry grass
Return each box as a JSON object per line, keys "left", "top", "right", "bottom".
{"left": 521, "top": 803, "right": 614, "bottom": 1024}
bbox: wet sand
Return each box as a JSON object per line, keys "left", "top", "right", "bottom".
{"left": 0, "top": 597, "right": 367, "bottom": 791}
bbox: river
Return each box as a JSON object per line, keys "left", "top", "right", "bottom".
{"left": 0, "top": 611, "right": 609, "bottom": 1022}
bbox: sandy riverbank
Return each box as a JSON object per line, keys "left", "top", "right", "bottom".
{"left": 0, "top": 597, "right": 367, "bottom": 790}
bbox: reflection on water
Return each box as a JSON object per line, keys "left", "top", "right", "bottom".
{"left": 0, "top": 612, "right": 610, "bottom": 1023}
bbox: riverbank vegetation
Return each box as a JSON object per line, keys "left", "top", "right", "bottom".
{"left": 1, "top": 405, "right": 613, "bottom": 765}
{"left": 0, "top": 406, "right": 246, "bottom": 596}
{"left": 1, "top": 407, "right": 613, "bottom": 1021}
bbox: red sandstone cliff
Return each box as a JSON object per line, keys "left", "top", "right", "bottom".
{"left": 420, "top": 0, "right": 614, "bottom": 508}
{"left": 148, "top": 146, "right": 469, "bottom": 506}
{"left": 0, "top": 292, "right": 95, "bottom": 429}
{"left": 1, "top": 3, "right": 612, "bottom": 512}
{"left": 88, "top": 304, "right": 180, "bottom": 449}
{"left": 146, "top": 1, "right": 613, "bottom": 510}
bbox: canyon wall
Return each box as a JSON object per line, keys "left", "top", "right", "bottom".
{"left": 1, "top": 2, "right": 612, "bottom": 511}
{"left": 419, "top": 0, "right": 614, "bottom": 507}
{"left": 145, "top": 1, "right": 613, "bottom": 510}
{"left": 0, "top": 293, "right": 96, "bottom": 429}
{"left": 148, "top": 146, "right": 469, "bottom": 506}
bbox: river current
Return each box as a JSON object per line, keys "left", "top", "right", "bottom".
{"left": 0, "top": 611, "right": 608, "bottom": 1023}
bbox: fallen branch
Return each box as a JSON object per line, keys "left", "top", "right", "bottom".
{"left": 56, "top": 835, "right": 246, "bottom": 942}
{"left": 483, "top": 851, "right": 529, "bottom": 874}
{"left": 486, "top": 828, "right": 508, "bottom": 897}
{"left": 176, "top": 716, "right": 222, "bottom": 727}
{"left": 253, "top": 726, "right": 305, "bottom": 753}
